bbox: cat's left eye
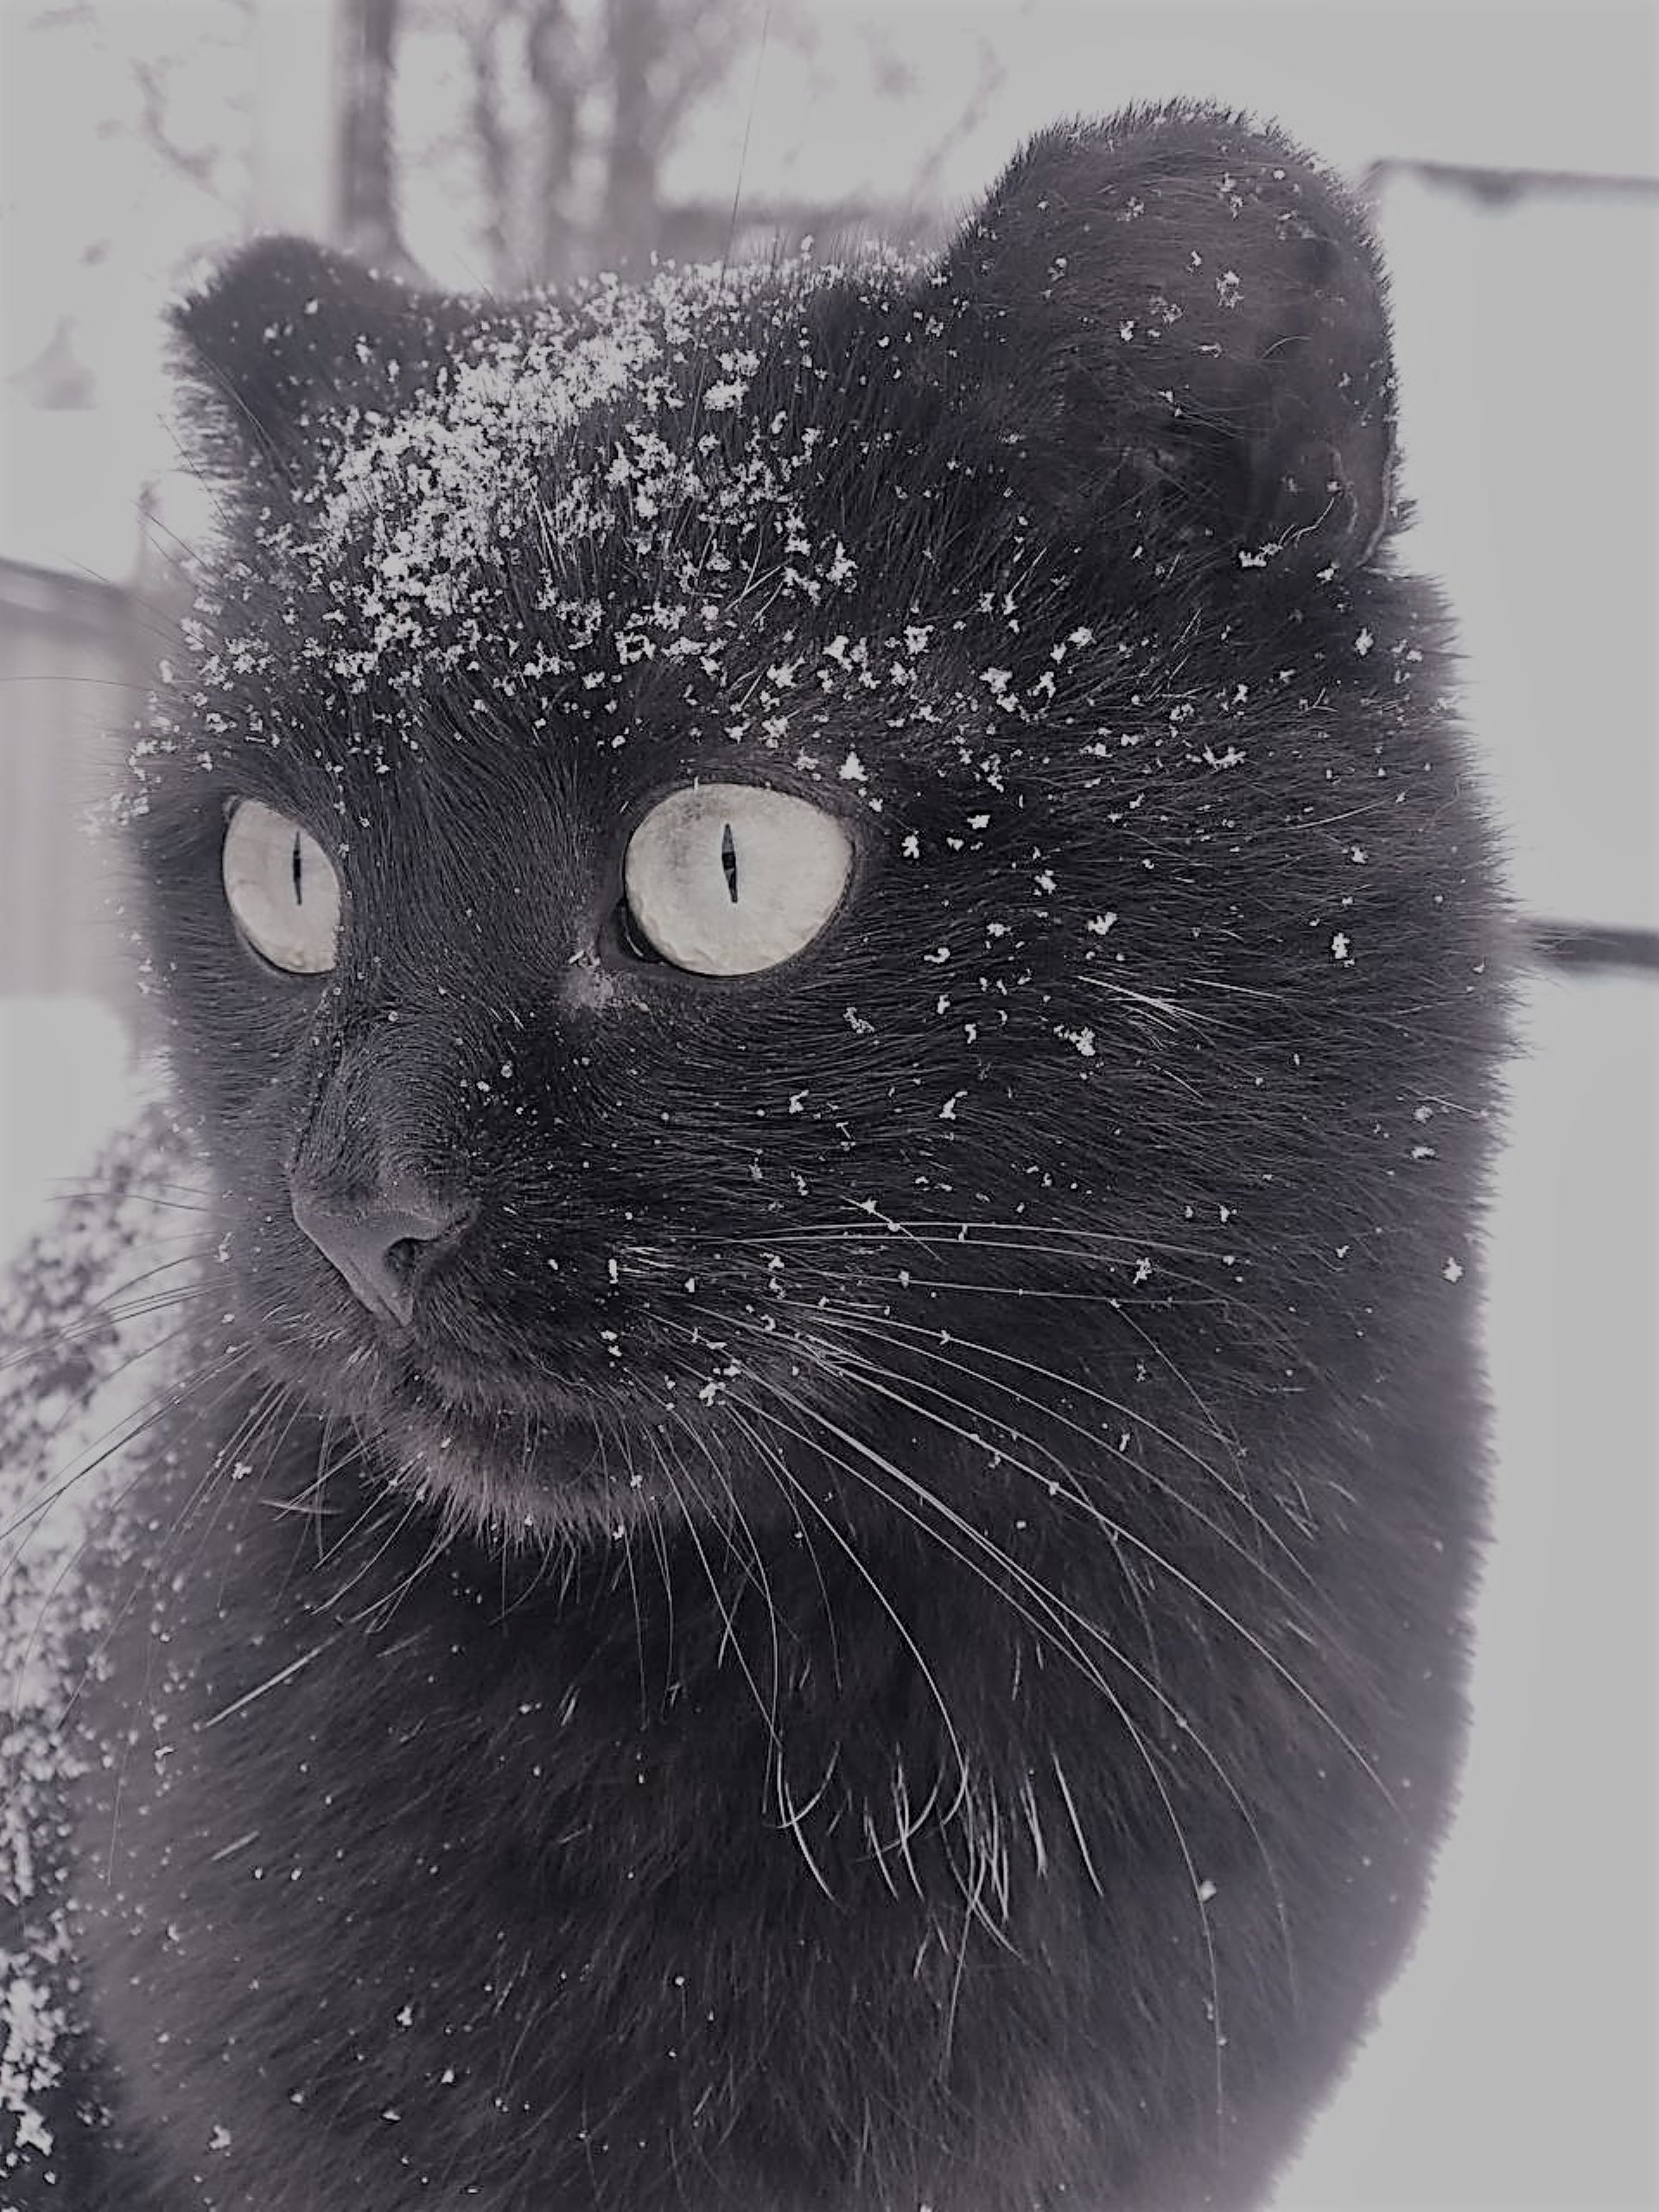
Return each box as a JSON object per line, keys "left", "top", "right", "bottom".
{"left": 221, "top": 799, "right": 341, "bottom": 975}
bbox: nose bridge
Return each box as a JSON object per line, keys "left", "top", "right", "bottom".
{"left": 288, "top": 1023, "right": 478, "bottom": 1325}
{"left": 378, "top": 772, "right": 591, "bottom": 1001}
{"left": 291, "top": 1017, "right": 461, "bottom": 1201}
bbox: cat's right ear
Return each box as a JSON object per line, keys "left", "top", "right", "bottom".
{"left": 919, "top": 105, "right": 1399, "bottom": 581}
{"left": 169, "top": 237, "right": 465, "bottom": 480}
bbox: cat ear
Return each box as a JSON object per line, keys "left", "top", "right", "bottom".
{"left": 931, "top": 103, "right": 1396, "bottom": 576}
{"left": 169, "top": 237, "right": 467, "bottom": 476}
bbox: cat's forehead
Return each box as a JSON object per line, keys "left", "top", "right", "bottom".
{"left": 279, "top": 257, "right": 898, "bottom": 691}
{"left": 171, "top": 250, "right": 1046, "bottom": 822}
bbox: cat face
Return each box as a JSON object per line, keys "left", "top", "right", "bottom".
{"left": 130, "top": 105, "right": 1496, "bottom": 1542}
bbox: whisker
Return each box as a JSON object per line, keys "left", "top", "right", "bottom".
{"left": 752, "top": 1306, "right": 1391, "bottom": 1818}
{"left": 795, "top": 1297, "right": 1305, "bottom": 1579}
{"left": 647, "top": 1425, "right": 780, "bottom": 1757}
{"left": 734, "top": 1368, "right": 1228, "bottom": 2128}
{"left": 16, "top": 1345, "right": 269, "bottom": 1741}
{"left": 671, "top": 1402, "right": 786, "bottom": 1730}
{"left": 721, "top": 1395, "right": 969, "bottom": 1789}
{"left": 200, "top": 1636, "right": 339, "bottom": 1731}
{"left": 1, "top": 1331, "right": 243, "bottom": 1555}
{"left": 0, "top": 1251, "right": 219, "bottom": 1376}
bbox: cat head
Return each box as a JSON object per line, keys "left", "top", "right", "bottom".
{"left": 132, "top": 101, "right": 1496, "bottom": 1544}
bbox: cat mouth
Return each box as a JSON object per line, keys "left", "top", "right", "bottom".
{"left": 251, "top": 1289, "right": 764, "bottom": 1522}
{"left": 352, "top": 1353, "right": 725, "bottom": 1539}
{"left": 373, "top": 1351, "right": 686, "bottom": 1472}
{"left": 393, "top": 1343, "right": 690, "bottom": 1427}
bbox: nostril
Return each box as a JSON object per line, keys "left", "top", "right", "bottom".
{"left": 386, "top": 1190, "right": 475, "bottom": 1249}
{"left": 384, "top": 1236, "right": 425, "bottom": 1288}
{"left": 290, "top": 1184, "right": 475, "bottom": 1328}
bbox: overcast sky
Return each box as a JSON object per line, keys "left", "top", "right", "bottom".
{"left": 3, "top": 0, "right": 1656, "bottom": 372}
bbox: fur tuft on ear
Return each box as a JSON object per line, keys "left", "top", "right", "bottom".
{"left": 931, "top": 101, "right": 1396, "bottom": 577}
{"left": 168, "top": 237, "right": 472, "bottom": 478}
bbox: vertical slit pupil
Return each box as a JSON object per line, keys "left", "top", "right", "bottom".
{"left": 291, "top": 832, "right": 305, "bottom": 906}
{"left": 721, "top": 823, "right": 738, "bottom": 903}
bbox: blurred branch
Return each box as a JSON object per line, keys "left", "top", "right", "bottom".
{"left": 31, "top": 0, "right": 251, "bottom": 216}
{"left": 650, "top": 0, "right": 754, "bottom": 140}
{"left": 1362, "top": 155, "right": 1659, "bottom": 207}
{"left": 902, "top": 34, "right": 1007, "bottom": 222}
{"left": 599, "top": 0, "right": 756, "bottom": 269}
{"left": 130, "top": 55, "right": 218, "bottom": 188}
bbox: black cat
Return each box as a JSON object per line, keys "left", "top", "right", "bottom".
{"left": 0, "top": 101, "right": 1512, "bottom": 2210}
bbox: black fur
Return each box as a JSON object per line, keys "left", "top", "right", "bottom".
{"left": 1, "top": 104, "right": 1512, "bottom": 2209}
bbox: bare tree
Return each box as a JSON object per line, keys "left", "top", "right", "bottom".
{"left": 598, "top": 0, "right": 662, "bottom": 270}
{"left": 522, "top": 0, "right": 586, "bottom": 285}
{"left": 25, "top": 0, "right": 979, "bottom": 322}
{"left": 418, "top": 0, "right": 782, "bottom": 288}
{"left": 460, "top": 0, "right": 518, "bottom": 279}
{"left": 339, "top": 0, "right": 415, "bottom": 271}
{"left": 600, "top": 0, "right": 765, "bottom": 268}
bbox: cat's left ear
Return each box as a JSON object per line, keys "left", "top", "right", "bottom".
{"left": 927, "top": 104, "right": 1396, "bottom": 576}
{"left": 169, "top": 237, "right": 472, "bottom": 480}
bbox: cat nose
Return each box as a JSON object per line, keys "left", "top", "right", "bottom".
{"left": 290, "top": 1181, "right": 474, "bottom": 1328}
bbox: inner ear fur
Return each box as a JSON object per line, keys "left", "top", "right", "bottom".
{"left": 929, "top": 102, "right": 1397, "bottom": 578}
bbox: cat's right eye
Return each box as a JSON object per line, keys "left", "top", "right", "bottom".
{"left": 622, "top": 783, "right": 855, "bottom": 976}
{"left": 221, "top": 799, "right": 341, "bottom": 975}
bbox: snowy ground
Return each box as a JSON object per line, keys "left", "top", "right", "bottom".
{"left": 2, "top": 970, "right": 1655, "bottom": 2209}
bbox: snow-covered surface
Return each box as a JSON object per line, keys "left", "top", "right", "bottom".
{"left": 0, "top": 999, "right": 134, "bottom": 1262}
{"left": 1377, "top": 177, "right": 1659, "bottom": 938}
{"left": 1, "top": 970, "right": 1654, "bottom": 2207}
{"left": 0, "top": 1090, "right": 173, "bottom": 2189}
{"left": 0, "top": 410, "right": 152, "bottom": 590}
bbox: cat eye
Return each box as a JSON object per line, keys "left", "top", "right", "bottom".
{"left": 221, "top": 799, "right": 342, "bottom": 975}
{"left": 621, "top": 783, "right": 855, "bottom": 976}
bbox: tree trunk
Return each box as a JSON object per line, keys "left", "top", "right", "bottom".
{"left": 600, "top": 0, "right": 664, "bottom": 271}
{"left": 524, "top": 0, "right": 583, "bottom": 287}
{"left": 465, "top": 1, "right": 516, "bottom": 288}
{"left": 337, "top": 0, "right": 410, "bottom": 271}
